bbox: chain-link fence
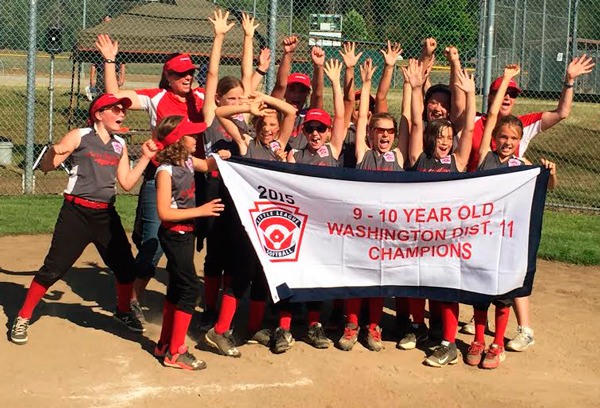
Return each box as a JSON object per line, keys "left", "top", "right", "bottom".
{"left": 0, "top": 0, "right": 597, "bottom": 210}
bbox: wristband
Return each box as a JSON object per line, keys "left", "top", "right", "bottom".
{"left": 563, "top": 82, "right": 574, "bottom": 88}
{"left": 255, "top": 67, "right": 267, "bottom": 76}
{"left": 104, "top": 58, "right": 116, "bottom": 64}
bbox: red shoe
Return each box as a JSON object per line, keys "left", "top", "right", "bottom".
{"left": 465, "top": 341, "right": 485, "bottom": 366}
{"left": 481, "top": 344, "right": 506, "bottom": 369}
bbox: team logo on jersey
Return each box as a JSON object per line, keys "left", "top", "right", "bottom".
{"left": 317, "top": 146, "right": 329, "bottom": 158}
{"left": 383, "top": 151, "right": 395, "bottom": 162}
{"left": 111, "top": 141, "right": 123, "bottom": 155}
{"left": 270, "top": 141, "right": 282, "bottom": 152}
{"left": 440, "top": 156, "right": 452, "bottom": 164}
{"left": 249, "top": 202, "right": 307, "bottom": 262}
{"left": 508, "top": 158, "right": 522, "bottom": 167}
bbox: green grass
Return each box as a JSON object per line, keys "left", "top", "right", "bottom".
{"left": 0, "top": 196, "right": 598, "bottom": 265}
{"left": 0, "top": 195, "right": 138, "bottom": 235}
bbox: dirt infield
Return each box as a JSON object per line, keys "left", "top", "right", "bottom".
{"left": 1, "top": 234, "right": 599, "bottom": 408}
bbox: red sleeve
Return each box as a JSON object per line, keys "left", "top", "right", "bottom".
{"left": 135, "top": 88, "right": 162, "bottom": 98}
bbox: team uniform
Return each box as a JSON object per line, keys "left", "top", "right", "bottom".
{"left": 11, "top": 126, "right": 143, "bottom": 345}
{"left": 286, "top": 108, "right": 308, "bottom": 151}
{"left": 131, "top": 87, "right": 205, "bottom": 283}
{"left": 293, "top": 144, "right": 338, "bottom": 167}
{"left": 467, "top": 112, "right": 543, "bottom": 172}
{"left": 358, "top": 150, "right": 404, "bottom": 172}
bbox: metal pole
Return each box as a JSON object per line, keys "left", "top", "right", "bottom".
{"left": 510, "top": 0, "right": 519, "bottom": 62}
{"left": 482, "top": 0, "right": 496, "bottom": 113}
{"left": 24, "top": 0, "right": 38, "bottom": 194}
{"left": 289, "top": 0, "right": 293, "bottom": 36}
{"left": 266, "top": 0, "right": 278, "bottom": 94}
{"left": 539, "top": 0, "right": 547, "bottom": 91}
{"left": 48, "top": 54, "right": 55, "bottom": 144}
{"left": 476, "top": 0, "right": 487, "bottom": 93}
{"left": 253, "top": 0, "right": 257, "bottom": 17}
{"left": 520, "top": 0, "right": 527, "bottom": 87}
{"left": 571, "top": 0, "right": 579, "bottom": 60}
{"left": 81, "top": 0, "right": 87, "bottom": 80}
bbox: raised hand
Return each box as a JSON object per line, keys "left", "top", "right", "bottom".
{"left": 503, "top": 64, "right": 521, "bottom": 79}
{"left": 282, "top": 35, "right": 299, "bottom": 54}
{"left": 567, "top": 54, "right": 595, "bottom": 81}
{"left": 421, "top": 37, "right": 437, "bottom": 59}
{"left": 311, "top": 46, "right": 325, "bottom": 67}
{"left": 443, "top": 45, "right": 460, "bottom": 63}
{"left": 198, "top": 198, "right": 225, "bottom": 217}
{"left": 209, "top": 9, "right": 235, "bottom": 36}
{"left": 258, "top": 48, "right": 271, "bottom": 71}
{"left": 141, "top": 139, "right": 158, "bottom": 159}
{"left": 241, "top": 12, "right": 259, "bottom": 37}
{"left": 95, "top": 34, "right": 118, "bottom": 60}
{"left": 324, "top": 59, "right": 342, "bottom": 82}
{"left": 339, "top": 42, "right": 363, "bottom": 68}
{"left": 454, "top": 68, "right": 475, "bottom": 94}
{"left": 403, "top": 58, "right": 427, "bottom": 89}
{"left": 360, "top": 58, "right": 376, "bottom": 83}
{"left": 381, "top": 40, "right": 402, "bottom": 67}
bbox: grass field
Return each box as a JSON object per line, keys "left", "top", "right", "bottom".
{"left": 0, "top": 195, "right": 597, "bottom": 265}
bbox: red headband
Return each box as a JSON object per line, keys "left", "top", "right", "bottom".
{"left": 154, "top": 118, "right": 207, "bottom": 151}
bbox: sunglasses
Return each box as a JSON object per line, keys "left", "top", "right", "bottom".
{"left": 101, "top": 105, "right": 127, "bottom": 115}
{"left": 373, "top": 127, "right": 395, "bottom": 135}
{"left": 492, "top": 89, "right": 519, "bottom": 99}
{"left": 172, "top": 69, "right": 195, "bottom": 78}
{"left": 304, "top": 123, "right": 328, "bottom": 133}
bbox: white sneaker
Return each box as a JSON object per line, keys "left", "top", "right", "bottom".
{"left": 461, "top": 317, "right": 476, "bottom": 335}
{"left": 506, "top": 326, "right": 535, "bottom": 351}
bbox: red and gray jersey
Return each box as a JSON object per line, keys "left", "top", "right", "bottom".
{"left": 293, "top": 144, "right": 338, "bottom": 167}
{"left": 156, "top": 157, "right": 196, "bottom": 210}
{"left": 203, "top": 115, "right": 248, "bottom": 157}
{"left": 467, "top": 112, "right": 543, "bottom": 172}
{"left": 245, "top": 140, "right": 282, "bottom": 161}
{"left": 478, "top": 151, "right": 525, "bottom": 171}
{"left": 286, "top": 108, "right": 308, "bottom": 151}
{"left": 357, "top": 149, "right": 403, "bottom": 172}
{"left": 64, "top": 127, "right": 124, "bottom": 203}
{"left": 135, "top": 87, "right": 205, "bottom": 129}
{"left": 412, "top": 152, "right": 458, "bottom": 173}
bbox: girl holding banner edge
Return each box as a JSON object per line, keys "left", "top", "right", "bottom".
{"left": 403, "top": 56, "right": 477, "bottom": 367}
{"left": 463, "top": 64, "right": 557, "bottom": 369}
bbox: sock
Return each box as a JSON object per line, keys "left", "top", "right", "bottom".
{"left": 115, "top": 282, "right": 134, "bottom": 313}
{"left": 368, "top": 297, "right": 384, "bottom": 327}
{"left": 214, "top": 294, "right": 238, "bottom": 335}
{"left": 409, "top": 298, "right": 426, "bottom": 325}
{"left": 169, "top": 309, "right": 192, "bottom": 355}
{"left": 158, "top": 300, "right": 176, "bottom": 345}
{"left": 203, "top": 275, "right": 220, "bottom": 311}
{"left": 345, "top": 298, "right": 361, "bottom": 327}
{"left": 307, "top": 310, "right": 320, "bottom": 327}
{"left": 395, "top": 297, "right": 410, "bottom": 317}
{"left": 494, "top": 306, "right": 511, "bottom": 347}
{"left": 247, "top": 300, "right": 266, "bottom": 333}
{"left": 441, "top": 302, "right": 459, "bottom": 343}
{"left": 279, "top": 311, "right": 292, "bottom": 331}
{"left": 19, "top": 280, "right": 49, "bottom": 319}
{"left": 474, "top": 308, "right": 488, "bottom": 344}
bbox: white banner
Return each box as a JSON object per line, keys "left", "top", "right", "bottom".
{"left": 215, "top": 156, "right": 547, "bottom": 304}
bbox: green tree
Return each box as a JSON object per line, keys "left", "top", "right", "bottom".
{"left": 343, "top": 9, "right": 369, "bottom": 42}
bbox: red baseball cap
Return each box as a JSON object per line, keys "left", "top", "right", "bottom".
{"left": 89, "top": 93, "right": 132, "bottom": 123}
{"left": 155, "top": 117, "right": 207, "bottom": 150}
{"left": 489, "top": 76, "right": 522, "bottom": 95}
{"left": 287, "top": 73, "right": 311, "bottom": 90}
{"left": 163, "top": 53, "right": 197, "bottom": 73}
{"left": 303, "top": 108, "right": 332, "bottom": 127}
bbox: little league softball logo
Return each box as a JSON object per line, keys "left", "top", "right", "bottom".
{"left": 249, "top": 202, "right": 307, "bottom": 262}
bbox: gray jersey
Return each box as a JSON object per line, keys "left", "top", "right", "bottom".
{"left": 293, "top": 144, "right": 338, "bottom": 167}
{"left": 156, "top": 157, "right": 196, "bottom": 210}
{"left": 478, "top": 151, "right": 525, "bottom": 170}
{"left": 204, "top": 115, "right": 249, "bottom": 157}
{"left": 412, "top": 152, "right": 458, "bottom": 173}
{"left": 357, "top": 149, "right": 403, "bottom": 172}
{"left": 64, "top": 127, "right": 124, "bottom": 203}
{"left": 245, "top": 139, "right": 282, "bottom": 161}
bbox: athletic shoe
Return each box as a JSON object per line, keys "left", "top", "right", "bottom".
{"left": 506, "top": 326, "right": 535, "bottom": 352}
{"left": 461, "top": 317, "right": 476, "bottom": 335}
{"left": 205, "top": 328, "right": 241, "bottom": 358}
{"left": 366, "top": 325, "right": 384, "bottom": 352}
{"left": 130, "top": 299, "right": 146, "bottom": 324}
{"left": 424, "top": 342, "right": 459, "bottom": 367}
{"left": 270, "top": 327, "right": 295, "bottom": 354}
{"left": 246, "top": 328, "right": 272, "bottom": 346}
{"left": 114, "top": 309, "right": 145, "bottom": 332}
{"left": 397, "top": 324, "right": 429, "bottom": 350}
{"left": 163, "top": 345, "right": 207, "bottom": 370}
{"left": 465, "top": 341, "right": 486, "bottom": 366}
{"left": 200, "top": 308, "right": 218, "bottom": 331}
{"left": 337, "top": 323, "right": 360, "bottom": 351}
{"left": 395, "top": 314, "right": 412, "bottom": 337}
{"left": 305, "top": 322, "right": 330, "bottom": 349}
{"left": 481, "top": 344, "right": 506, "bottom": 369}
{"left": 10, "top": 316, "right": 30, "bottom": 345}
{"left": 429, "top": 319, "right": 443, "bottom": 342}
{"left": 154, "top": 341, "right": 169, "bottom": 358}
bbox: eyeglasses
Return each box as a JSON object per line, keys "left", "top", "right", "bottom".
{"left": 492, "top": 89, "right": 519, "bottom": 99}
{"left": 304, "top": 123, "right": 328, "bottom": 133}
{"left": 373, "top": 127, "right": 396, "bottom": 135}
{"left": 101, "top": 105, "right": 127, "bottom": 115}
{"left": 171, "top": 69, "right": 195, "bottom": 78}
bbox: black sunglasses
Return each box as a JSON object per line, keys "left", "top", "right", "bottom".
{"left": 304, "top": 123, "right": 328, "bottom": 133}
